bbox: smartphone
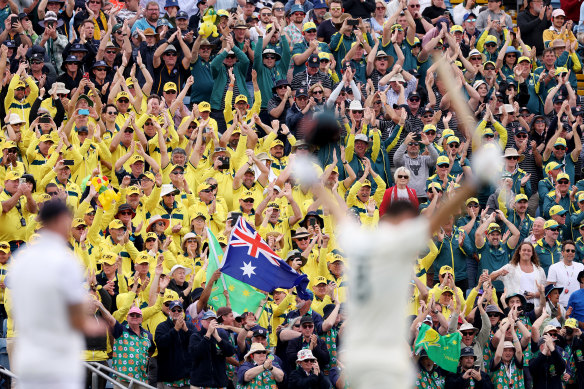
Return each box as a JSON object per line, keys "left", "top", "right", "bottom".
{"left": 10, "top": 16, "right": 17, "bottom": 26}
{"left": 230, "top": 212, "right": 242, "bottom": 226}
{"left": 63, "top": 160, "right": 74, "bottom": 166}
{"left": 412, "top": 133, "right": 421, "bottom": 142}
{"left": 309, "top": 218, "right": 316, "bottom": 226}
{"left": 83, "top": 72, "right": 90, "bottom": 80}
{"left": 347, "top": 19, "right": 359, "bottom": 26}
{"left": 18, "top": 177, "right": 25, "bottom": 184}
{"left": 39, "top": 116, "right": 51, "bottom": 124}
{"left": 78, "top": 109, "right": 90, "bottom": 115}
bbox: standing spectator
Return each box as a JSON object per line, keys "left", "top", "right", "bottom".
{"left": 547, "top": 240, "right": 584, "bottom": 308}
{"left": 155, "top": 300, "right": 193, "bottom": 388}
{"left": 568, "top": 270, "right": 584, "bottom": 325}
{"left": 316, "top": 0, "right": 343, "bottom": 43}
{"left": 393, "top": 131, "right": 439, "bottom": 200}
{"left": 189, "top": 36, "right": 214, "bottom": 105}
{"left": 475, "top": 0, "right": 513, "bottom": 32}
{"left": 111, "top": 306, "right": 155, "bottom": 385}
{"left": 133, "top": 1, "right": 160, "bottom": 32}
{"left": 152, "top": 34, "right": 192, "bottom": 96}
{"left": 342, "top": 0, "right": 374, "bottom": 19}
{"left": 189, "top": 310, "right": 236, "bottom": 388}
{"left": 529, "top": 334, "right": 566, "bottom": 389}
{"left": 286, "top": 315, "right": 330, "bottom": 370}
{"left": 444, "top": 347, "right": 493, "bottom": 388}
{"left": 517, "top": 0, "right": 552, "bottom": 56}
{"left": 379, "top": 167, "right": 419, "bottom": 215}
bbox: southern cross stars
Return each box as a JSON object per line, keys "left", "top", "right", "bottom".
{"left": 241, "top": 261, "right": 256, "bottom": 278}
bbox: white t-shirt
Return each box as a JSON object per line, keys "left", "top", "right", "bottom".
{"left": 547, "top": 261, "right": 584, "bottom": 307}
{"left": 339, "top": 216, "right": 430, "bottom": 388}
{"left": 9, "top": 230, "right": 87, "bottom": 383}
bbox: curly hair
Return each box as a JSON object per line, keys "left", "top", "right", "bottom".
{"left": 510, "top": 242, "right": 540, "bottom": 267}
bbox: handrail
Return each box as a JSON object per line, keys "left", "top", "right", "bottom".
{"left": 84, "top": 361, "right": 157, "bottom": 389}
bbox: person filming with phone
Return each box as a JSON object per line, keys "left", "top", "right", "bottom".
{"left": 445, "top": 347, "right": 493, "bottom": 388}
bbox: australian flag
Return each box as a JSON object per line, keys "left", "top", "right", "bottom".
{"left": 220, "top": 218, "right": 311, "bottom": 300}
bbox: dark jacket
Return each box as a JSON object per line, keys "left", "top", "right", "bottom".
{"left": 189, "top": 326, "right": 235, "bottom": 387}
{"left": 288, "top": 367, "right": 330, "bottom": 389}
{"left": 516, "top": 10, "right": 551, "bottom": 56}
{"left": 529, "top": 348, "right": 566, "bottom": 389}
{"left": 286, "top": 336, "right": 330, "bottom": 370}
{"left": 341, "top": 0, "right": 375, "bottom": 18}
{"left": 85, "top": 288, "right": 112, "bottom": 352}
{"left": 558, "top": 334, "right": 584, "bottom": 388}
{"left": 155, "top": 317, "right": 194, "bottom": 383}
{"left": 444, "top": 369, "right": 493, "bottom": 388}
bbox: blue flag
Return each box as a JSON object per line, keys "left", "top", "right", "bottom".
{"left": 220, "top": 218, "right": 310, "bottom": 300}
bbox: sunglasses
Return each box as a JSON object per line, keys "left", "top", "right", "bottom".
{"left": 156, "top": 221, "right": 167, "bottom": 227}
{"left": 172, "top": 170, "right": 184, "bottom": 175}
{"left": 558, "top": 180, "right": 569, "bottom": 184}
{"left": 515, "top": 133, "right": 527, "bottom": 138}
{"left": 261, "top": 12, "right": 271, "bottom": 16}
{"left": 264, "top": 55, "right": 277, "bottom": 59}
{"left": 426, "top": 131, "right": 436, "bottom": 136}
{"left": 165, "top": 52, "right": 178, "bottom": 57}
{"left": 409, "top": 3, "right": 420, "bottom": 6}
{"left": 75, "top": 225, "right": 87, "bottom": 230}
{"left": 409, "top": 97, "right": 420, "bottom": 102}
{"left": 485, "top": 67, "right": 496, "bottom": 71}
{"left": 312, "top": 90, "right": 323, "bottom": 95}
{"left": 302, "top": 324, "right": 314, "bottom": 329}
{"left": 171, "top": 308, "right": 183, "bottom": 313}
{"left": 484, "top": 134, "right": 495, "bottom": 138}
{"left": 320, "top": 59, "right": 329, "bottom": 63}
{"left": 145, "top": 122, "right": 154, "bottom": 126}
{"left": 467, "top": 203, "right": 479, "bottom": 208}
{"left": 305, "top": 29, "right": 316, "bottom": 33}
{"left": 6, "top": 148, "right": 17, "bottom": 153}
{"left": 118, "top": 99, "right": 129, "bottom": 103}
{"left": 422, "top": 114, "right": 433, "bottom": 119}
{"left": 554, "top": 146, "right": 566, "bottom": 150}
{"left": 548, "top": 227, "right": 560, "bottom": 232}
{"left": 397, "top": 175, "right": 409, "bottom": 179}
{"left": 352, "top": 110, "right": 363, "bottom": 114}
{"left": 438, "top": 164, "right": 450, "bottom": 168}
{"left": 242, "top": 198, "right": 254, "bottom": 203}
{"left": 506, "top": 156, "right": 519, "bottom": 160}
{"left": 15, "top": 87, "right": 25, "bottom": 91}
{"left": 466, "top": 17, "right": 476, "bottom": 22}
{"left": 106, "top": 111, "right": 118, "bottom": 115}
{"left": 128, "top": 313, "right": 142, "bottom": 318}
{"left": 449, "top": 143, "right": 460, "bottom": 148}
{"left": 293, "top": 324, "right": 301, "bottom": 328}
{"left": 119, "top": 211, "right": 133, "bottom": 216}
{"left": 165, "top": 90, "right": 177, "bottom": 94}
{"left": 407, "top": 142, "right": 418, "bottom": 146}
{"left": 105, "top": 50, "right": 117, "bottom": 54}
{"left": 470, "top": 56, "right": 482, "bottom": 61}
{"left": 124, "top": 129, "right": 134, "bottom": 134}
{"left": 374, "top": 101, "right": 382, "bottom": 105}
{"left": 164, "top": 302, "right": 172, "bottom": 307}
{"left": 376, "top": 6, "right": 385, "bottom": 9}
{"left": 485, "top": 44, "right": 496, "bottom": 48}
{"left": 535, "top": 119, "right": 545, "bottom": 124}
{"left": 487, "top": 313, "right": 500, "bottom": 318}
{"left": 565, "top": 249, "right": 576, "bottom": 253}
{"left": 461, "top": 331, "right": 474, "bottom": 336}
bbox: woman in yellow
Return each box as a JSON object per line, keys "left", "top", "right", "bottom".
{"left": 170, "top": 232, "right": 203, "bottom": 276}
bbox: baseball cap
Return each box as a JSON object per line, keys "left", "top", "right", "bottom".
{"left": 296, "top": 88, "right": 308, "bottom": 98}
{"left": 307, "top": 54, "right": 319, "bottom": 67}
{"left": 544, "top": 219, "right": 559, "bottom": 229}
{"left": 487, "top": 223, "right": 501, "bottom": 233}
{"left": 549, "top": 205, "right": 567, "bottom": 216}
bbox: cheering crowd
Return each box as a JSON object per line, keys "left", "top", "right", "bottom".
{"left": 3, "top": 0, "right": 584, "bottom": 386}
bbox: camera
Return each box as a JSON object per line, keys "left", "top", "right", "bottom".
{"left": 218, "top": 156, "right": 230, "bottom": 170}
{"left": 347, "top": 19, "right": 359, "bottom": 26}
{"left": 230, "top": 212, "right": 242, "bottom": 226}
{"left": 412, "top": 133, "right": 421, "bottom": 142}
{"left": 63, "top": 160, "right": 74, "bottom": 166}
{"left": 39, "top": 116, "right": 51, "bottom": 124}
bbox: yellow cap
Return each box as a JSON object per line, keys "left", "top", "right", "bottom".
{"left": 129, "top": 154, "right": 145, "bottom": 164}
{"left": 423, "top": 124, "right": 437, "bottom": 133}
{"left": 465, "top": 197, "right": 479, "bottom": 205}
{"left": 544, "top": 219, "right": 559, "bottom": 229}
{"left": 270, "top": 139, "right": 284, "bottom": 148}
{"left": 557, "top": 172, "right": 570, "bottom": 181}
{"left": 235, "top": 95, "right": 248, "bottom": 104}
{"left": 318, "top": 52, "right": 330, "bottom": 60}
{"left": 485, "top": 35, "right": 498, "bottom": 44}
{"left": 314, "top": 276, "right": 327, "bottom": 285}
{"left": 545, "top": 161, "right": 564, "bottom": 174}
{"left": 163, "top": 289, "right": 180, "bottom": 302}
{"left": 126, "top": 186, "right": 140, "bottom": 196}
{"left": 556, "top": 66, "right": 568, "bottom": 74}
{"left": 436, "top": 156, "right": 450, "bottom": 166}
{"left": 197, "top": 182, "right": 212, "bottom": 193}
{"left": 163, "top": 82, "right": 177, "bottom": 92}
{"left": 4, "top": 171, "right": 21, "bottom": 181}
{"left": 450, "top": 25, "right": 463, "bottom": 33}
{"left": 135, "top": 253, "right": 150, "bottom": 264}
{"left": 125, "top": 77, "right": 134, "bottom": 87}
{"left": 428, "top": 182, "right": 443, "bottom": 191}
{"left": 100, "top": 252, "right": 117, "bottom": 265}
{"left": 554, "top": 137, "right": 567, "bottom": 148}
{"left": 39, "top": 134, "right": 53, "bottom": 143}
{"left": 240, "top": 190, "right": 254, "bottom": 200}
{"left": 109, "top": 219, "right": 125, "bottom": 230}
{"left": 72, "top": 218, "right": 87, "bottom": 228}
{"left": 326, "top": 252, "right": 345, "bottom": 264}
{"left": 565, "top": 318, "right": 578, "bottom": 329}
{"left": 2, "top": 141, "right": 17, "bottom": 151}
{"left": 549, "top": 205, "right": 567, "bottom": 216}
{"left": 442, "top": 286, "right": 454, "bottom": 294}
{"left": 447, "top": 136, "right": 460, "bottom": 145}
{"left": 198, "top": 101, "right": 211, "bottom": 112}
{"left": 302, "top": 21, "right": 317, "bottom": 32}
{"left": 116, "top": 91, "right": 130, "bottom": 101}
{"left": 145, "top": 232, "right": 158, "bottom": 241}
{"left": 515, "top": 194, "right": 528, "bottom": 202}
{"left": 361, "top": 179, "right": 371, "bottom": 187}
{"left": 518, "top": 56, "right": 531, "bottom": 63}
{"left": 487, "top": 223, "right": 501, "bottom": 233}
{"left": 440, "top": 265, "right": 454, "bottom": 275}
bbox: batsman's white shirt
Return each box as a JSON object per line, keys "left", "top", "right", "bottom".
{"left": 339, "top": 217, "right": 430, "bottom": 388}
{"left": 9, "top": 230, "right": 86, "bottom": 386}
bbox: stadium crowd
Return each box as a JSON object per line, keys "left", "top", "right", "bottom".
{"left": 3, "top": 0, "right": 584, "bottom": 386}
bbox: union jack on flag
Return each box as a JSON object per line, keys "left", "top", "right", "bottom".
{"left": 220, "top": 218, "right": 310, "bottom": 299}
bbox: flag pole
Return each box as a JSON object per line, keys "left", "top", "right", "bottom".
{"left": 207, "top": 227, "right": 228, "bottom": 292}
